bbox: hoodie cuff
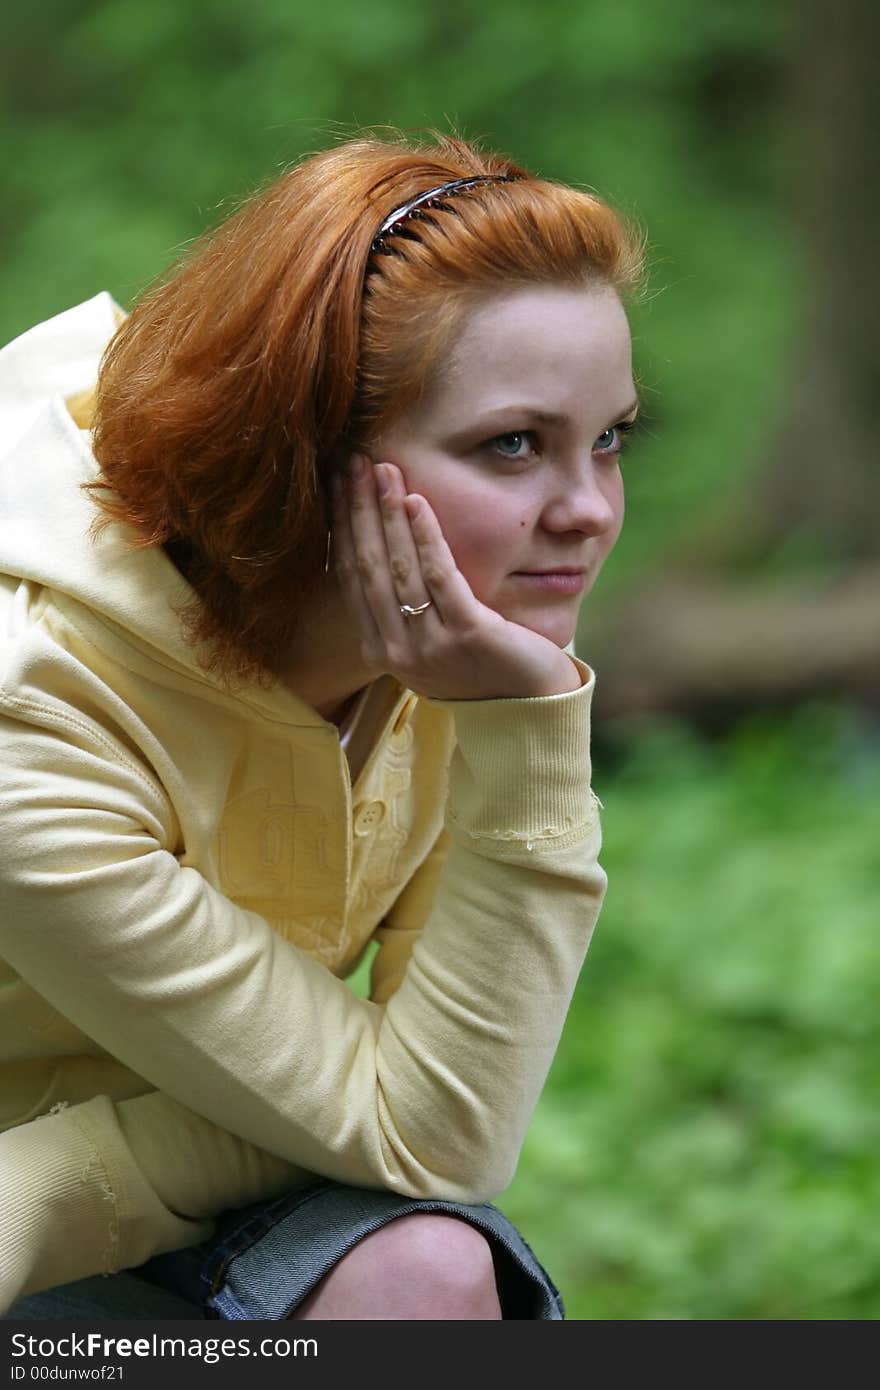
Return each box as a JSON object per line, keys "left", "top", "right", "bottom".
{"left": 0, "top": 1098, "right": 211, "bottom": 1309}
{"left": 428, "top": 657, "right": 598, "bottom": 852}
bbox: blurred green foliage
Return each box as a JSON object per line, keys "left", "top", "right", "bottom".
{"left": 504, "top": 705, "right": 880, "bottom": 1319}
{"left": 8, "top": 0, "right": 875, "bottom": 1321}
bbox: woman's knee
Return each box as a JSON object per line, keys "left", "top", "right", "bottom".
{"left": 373, "top": 1212, "right": 498, "bottom": 1291}
{"left": 291, "top": 1212, "right": 502, "bottom": 1319}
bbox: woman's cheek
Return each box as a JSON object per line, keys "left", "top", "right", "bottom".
{"left": 426, "top": 492, "right": 504, "bottom": 578}
{"left": 444, "top": 529, "right": 495, "bottom": 596}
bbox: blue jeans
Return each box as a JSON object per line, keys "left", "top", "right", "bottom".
{"left": 6, "top": 1178, "right": 564, "bottom": 1320}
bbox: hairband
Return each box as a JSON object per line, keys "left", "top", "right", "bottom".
{"left": 370, "top": 174, "right": 519, "bottom": 256}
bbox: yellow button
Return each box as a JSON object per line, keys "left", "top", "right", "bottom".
{"left": 353, "top": 800, "right": 387, "bottom": 835}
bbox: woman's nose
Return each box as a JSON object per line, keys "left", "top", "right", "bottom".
{"left": 542, "top": 464, "right": 620, "bottom": 536}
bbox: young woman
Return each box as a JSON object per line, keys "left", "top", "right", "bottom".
{"left": 0, "top": 130, "right": 646, "bottom": 1320}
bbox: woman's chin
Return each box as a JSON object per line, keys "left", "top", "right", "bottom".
{"left": 503, "top": 605, "right": 578, "bottom": 649}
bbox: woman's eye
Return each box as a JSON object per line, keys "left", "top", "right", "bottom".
{"left": 490, "top": 431, "right": 533, "bottom": 459}
{"left": 595, "top": 425, "right": 627, "bottom": 453}
{"left": 486, "top": 421, "right": 638, "bottom": 462}
{"left": 595, "top": 420, "right": 639, "bottom": 456}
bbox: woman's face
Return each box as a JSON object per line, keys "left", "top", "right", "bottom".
{"left": 370, "top": 282, "right": 637, "bottom": 649}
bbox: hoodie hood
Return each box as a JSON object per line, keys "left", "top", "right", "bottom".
{"left": 0, "top": 294, "right": 319, "bottom": 722}
{"left": 0, "top": 294, "right": 203, "bottom": 669}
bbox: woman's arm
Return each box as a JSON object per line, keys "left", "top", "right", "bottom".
{"left": 0, "top": 1090, "right": 310, "bottom": 1309}
{"left": 369, "top": 827, "right": 450, "bottom": 1005}
{"left": 0, "top": 825, "right": 439, "bottom": 1308}
{"left": 0, "top": 662, "right": 604, "bottom": 1301}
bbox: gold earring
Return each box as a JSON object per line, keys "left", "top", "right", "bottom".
{"left": 323, "top": 527, "right": 332, "bottom": 574}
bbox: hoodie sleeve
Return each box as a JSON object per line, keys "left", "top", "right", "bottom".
{"left": 0, "top": 656, "right": 606, "bottom": 1303}
{"left": 0, "top": 1092, "right": 308, "bottom": 1309}
{"left": 369, "top": 827, "right": 450, "bottom": 1006}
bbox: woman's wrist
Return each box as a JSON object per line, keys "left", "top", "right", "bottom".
{"left": 527, "top": 650, "right": 585, "bottom": 698}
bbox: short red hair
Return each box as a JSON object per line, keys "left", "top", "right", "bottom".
{"left": 88, "top": 129, "right": 647, "bottom": 686}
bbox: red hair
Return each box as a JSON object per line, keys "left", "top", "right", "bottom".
{"left": 88, "top": 129, "right": 647, "bottom": 686}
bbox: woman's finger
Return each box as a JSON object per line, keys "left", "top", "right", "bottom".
{"left": 346, "top": 457, "right": 437, "bottom": 643}
{"left": 373, "top": 463, "right": 434, "bottom": 619}
{"left": 404, "top": 492, "right": 482, "bottom": 628}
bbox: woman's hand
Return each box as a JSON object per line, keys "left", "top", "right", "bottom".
{"left": 331, "top": 455, "right": 583, "bottom": 701}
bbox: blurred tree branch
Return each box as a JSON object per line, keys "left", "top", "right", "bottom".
{"left": 590, "top": 0, "right": 879, "bottom": 722}
{"left": 687, "top": 0, "right": 878, "bottom": 567}
{"left": 587, "top": 564, "right": 880, "bottom": 725}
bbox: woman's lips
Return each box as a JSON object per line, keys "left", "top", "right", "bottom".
{"left": 512, "top": 571, "right": 586, "bottom": 594}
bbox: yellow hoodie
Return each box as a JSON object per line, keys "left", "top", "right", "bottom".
{"left": 0, "top": 295, "right": 607, "bottom": 1310}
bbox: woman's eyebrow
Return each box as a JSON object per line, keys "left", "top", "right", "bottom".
{"left": 471, "top": 398, "right": 641, "bottom": 429}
